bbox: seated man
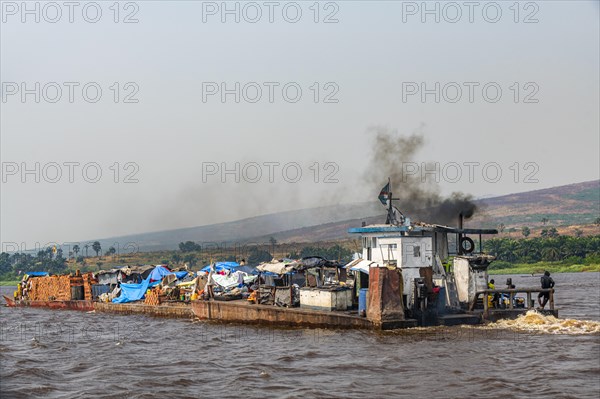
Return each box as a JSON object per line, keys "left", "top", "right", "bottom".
{"left": 487, "top": 279, "right": 499, "bottom": 308}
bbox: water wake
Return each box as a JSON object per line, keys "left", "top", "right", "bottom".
{"left": 490, "top": 310, "right": 600, "bottom": 334}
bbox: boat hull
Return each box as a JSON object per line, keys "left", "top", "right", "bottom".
{"left": 190, "top": 299, "right": 417, "bottom": 330}
{"left": 3, "top": 295, "right": 94, "bottom": 311}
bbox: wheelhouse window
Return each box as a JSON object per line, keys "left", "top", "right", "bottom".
{"left": 413, "top": 246, "right": 421, "bottom": 257}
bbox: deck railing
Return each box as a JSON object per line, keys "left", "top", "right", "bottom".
{"left": 469, "top": 288, "right": 554, "bottom": 312}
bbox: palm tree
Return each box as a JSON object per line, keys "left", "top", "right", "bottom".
{"left": 84, "top": 244, "right": 90, "bottom": 257}
{"left": 73, "top": 244, "right": 80, "bottom": 259}
{"left": 92, "top": 241, "right": 102, "bottom": 257}
{"left": 542, "top": 247, "right": 560, "bottom": 261}
{"left": 485, "top": 238, "right": 503, "bottom": 257}
{"left": 541, "top": 217, "right": 549, "bottom": 226}
{"left": 105, "top": 247, "right": 116, "bottom": 259}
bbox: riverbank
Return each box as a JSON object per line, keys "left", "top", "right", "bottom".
{"left": 489, "top": 262, "right": 600, "bottom": 275}
{"left": 0, "top": 280, "right": 19, "bottom": 286}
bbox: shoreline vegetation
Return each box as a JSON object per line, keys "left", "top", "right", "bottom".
{"left": 488, "top": 262, "right": 600, "bottom": 275}
{"left": 2, "top": 234, "right": 599, "bottom": 283}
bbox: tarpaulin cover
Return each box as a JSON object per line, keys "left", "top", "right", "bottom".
{"left": 300, "top": 256, "right": 341, "bottom": 269}
{"left": 149, "top": 266, "right": 172, "bottom": 281}
{"left": 213, "top": 272, "right": 257, "bottom": 289}
{"left": 174, "top": 271, "right": 188, "bottom": 279}
{"left": 112, "top": 276, "right": 151, "bottom": 303}
{"left": 300, "top": 256, "right": 327, "bottom": 268}
{"left": 344, "top": 259, "right": 380, "bottom": 275}
{"left": 200, "top": 262, "right": 239, "bottom": 273}
{"left": 26, "top": 272, "right": 49, "bottom": 277}
{"left": 236, "top": 265, "right": 257, "bottom": 275}
{"left": 256, "top": 259, "right": 299, "bottom": 275}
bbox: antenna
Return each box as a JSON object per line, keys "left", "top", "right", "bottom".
{"left": 385, "top": 177, "right": 405, "bottom": 226}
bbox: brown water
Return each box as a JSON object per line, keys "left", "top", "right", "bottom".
{"left": 1, "top": 272, "right": 599, "bottom": 398}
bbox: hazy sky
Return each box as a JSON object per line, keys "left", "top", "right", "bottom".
{"left": 1, "top": 0, "right": 599, "bottom": 247}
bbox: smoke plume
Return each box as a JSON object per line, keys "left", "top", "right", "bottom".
{"left": 364, "top": 126, "right": 477, "bottom": 226}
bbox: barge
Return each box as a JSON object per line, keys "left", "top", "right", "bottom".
{"left": 3, "top": 182, "right": 558, "bottom": 330}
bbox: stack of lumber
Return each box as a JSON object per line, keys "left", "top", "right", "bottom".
{"left": 29, "top": 275, "right": 71, "bottom": 301}
{"left": 70, "top": 276, "right": 83, "bottom": 286}
{"left": 144, "top": 287, "right": 161, "bottom": 306}
{"left": 82, "top": 273, "right": 97, "bottom": 300}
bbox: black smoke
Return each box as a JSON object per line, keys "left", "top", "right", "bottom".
{"left": 364, "top": 126, "right": 478, "bottom": 226}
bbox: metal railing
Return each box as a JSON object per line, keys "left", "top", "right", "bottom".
{"left": 469, "top": 288, "right": 554, "bottom": 312}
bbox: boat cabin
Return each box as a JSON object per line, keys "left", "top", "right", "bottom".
{"left": 348, "top": 221, "right": 498, "bottom": 315}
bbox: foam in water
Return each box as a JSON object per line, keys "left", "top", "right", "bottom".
{"left": 490, "top": 310, "right": 600, "bottom": 334}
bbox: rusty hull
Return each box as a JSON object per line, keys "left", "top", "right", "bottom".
{"left": 191, "top": 299, "right": 375, "bottom": 329}
{"left": 3, "top": 295, "right": 94, "bottom": 311}
{"left": 366, "top": 267, "right": 405, "bottom": 327}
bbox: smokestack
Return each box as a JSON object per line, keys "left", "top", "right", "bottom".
{"left": 362, "top": 221, "right": 366, "bottom": 227}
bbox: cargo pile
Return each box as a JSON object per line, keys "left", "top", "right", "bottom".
{"left": 83, "top": 273, "right": 97, "bottom": 300}
{"left": 144, "top": 287, "right": 161, "bottom": 306}
{"left": 28, "top": 275, "right": 72, "bottom": 301}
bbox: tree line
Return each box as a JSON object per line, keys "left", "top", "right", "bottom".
{"left": 0, "top": 248, "right": 68, "bottom": 278}
{"left": 0, "top": 240, "right": 120, "bottom": 280}
{"left": 484, "top": 235, "right": 600, "bottom": 267}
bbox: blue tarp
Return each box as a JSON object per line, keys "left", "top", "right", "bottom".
{"left": 199, "top": 262, "right": 239, "bottom": 273}
{"left": 149, "top": 266, "right": 172, "bottom": 281}
{"left": 112, "top": 276, "right": 151, "bottom": 303}
{"left": 27, "top": 272, "right": 49, "bottom": 277}
{"left": 174, "top": 271, "right": 188, "bottom": 279}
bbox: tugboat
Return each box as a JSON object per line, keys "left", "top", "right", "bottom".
{"left": 347, "top": 180, "right": 558, "bottom": 327}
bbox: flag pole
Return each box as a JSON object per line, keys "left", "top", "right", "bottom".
{"left": 388, "top": 177, "right": 393, "bottom": 224}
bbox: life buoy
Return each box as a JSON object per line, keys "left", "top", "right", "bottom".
{"left": 460, "top": 237, "right": 475, "bottom": 253}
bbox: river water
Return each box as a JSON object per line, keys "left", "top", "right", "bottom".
{"left": 1, "top": 272, "right": 599, "bottom": 398}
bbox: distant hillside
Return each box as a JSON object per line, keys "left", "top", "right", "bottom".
{"left": 77, "top": 180, "right": 600, "bottom": 251}
{"left": 471, "top": 180, "right": 599, "bottom": 228}
{"left": 248, "top": 180, "right": 600, "bottom": 243}
{"left": 82, "top": 202, "right": 382, "bottom": 252}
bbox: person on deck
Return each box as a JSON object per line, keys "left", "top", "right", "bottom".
{"left": 488, "top": 279, "right": 499, "bottom": 308}
{"left": 206, "top": 263, "right": 216, "bottom": 300}
{"left": 538, "top": 271, "right": 555, "bottom": 310}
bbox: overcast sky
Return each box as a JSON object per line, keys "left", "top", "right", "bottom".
{"left": 1, "top": 0, "right": 599, "bottom": 247}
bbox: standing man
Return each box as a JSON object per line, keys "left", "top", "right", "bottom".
{"left": 538, "top": 271, "right": 555, "bottom": 309}
{"left": 206, "top": 263, "right": 216, "bottom": 300}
